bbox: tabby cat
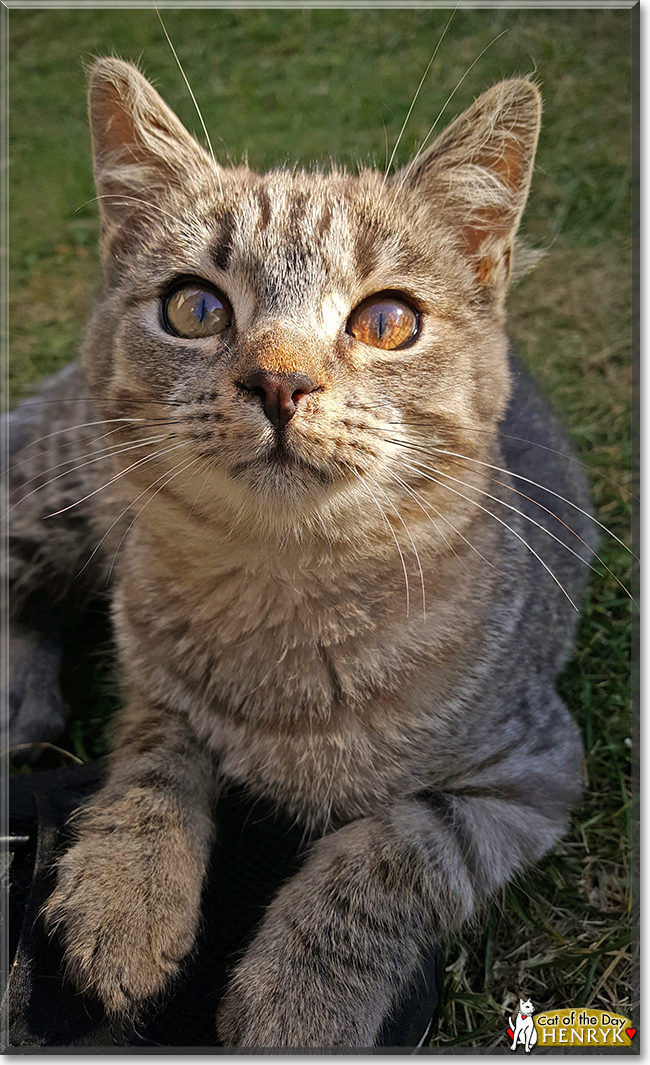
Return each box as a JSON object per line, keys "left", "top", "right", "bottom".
{"left": 8, "top": 59, "right": 595, "bottom": 1047}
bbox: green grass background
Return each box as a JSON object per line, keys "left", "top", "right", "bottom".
{"left": 8, "top": 6, "right": 634, "bottom": 1047}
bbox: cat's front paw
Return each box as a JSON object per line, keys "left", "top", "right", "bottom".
{"left": 216, "top": 975, "right": 336, "bottom": 1049}
{"left": 216, "top": 945, "right": 376, "bottom": 1048}
{"left": 44, "top": 825, "right": 202, "bottom": 1014}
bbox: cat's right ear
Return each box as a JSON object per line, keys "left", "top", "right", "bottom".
{"left": 394, "top": 79, "right": 541, "bottom": 297}
{"left": 87, "top": 58, "right": 220, "bottom": 262}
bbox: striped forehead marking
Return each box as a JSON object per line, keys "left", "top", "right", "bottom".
{"left": 211, "top": 208, "right": 235, "bottom": 273}
{"left": 207, "top": 180, "right": 420, "bottom": 318}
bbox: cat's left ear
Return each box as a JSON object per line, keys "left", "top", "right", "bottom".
{"left": 396, "top": 79, "right": 541, "bottom": 292}
{"left": 87, "top": 58, "right": 221, "bottom": 261}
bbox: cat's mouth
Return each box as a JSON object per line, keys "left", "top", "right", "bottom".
{"left": 229, "top": 445, "right": 334, "bottom": 488}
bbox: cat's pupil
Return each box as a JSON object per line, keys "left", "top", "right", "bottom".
{"left": 347, "top": 294, "right": 418, "bottom": 351}
{"left": 164, "top": 283, "right": 232, "bottom": 339}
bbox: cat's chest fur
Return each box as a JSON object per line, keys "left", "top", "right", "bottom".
{"left": 113, "top": 498, "right": 500, "bottom": 823}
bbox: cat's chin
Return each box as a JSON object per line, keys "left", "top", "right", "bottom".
{"left": 228, "top": 447, "right": 335, "bottom": 496}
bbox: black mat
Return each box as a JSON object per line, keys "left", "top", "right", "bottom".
{"left": 5, "top": 762, "right": 441, "bottom": 1050}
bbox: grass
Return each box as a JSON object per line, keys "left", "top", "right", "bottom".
{"left": 7, "top": 6, "right": 634, "bottom": 1047}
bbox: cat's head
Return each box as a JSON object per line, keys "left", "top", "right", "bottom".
{"left": 81, "top": 58, "right": 541, "bottom": 543}
{"left": 520, "top": 998, "right": 535, "bottom": 1014}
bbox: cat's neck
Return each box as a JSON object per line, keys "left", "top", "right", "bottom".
{"left": 117, "top": 474, "right": 505, "bottom": 633}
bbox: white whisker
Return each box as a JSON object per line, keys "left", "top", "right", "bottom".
{"left": 105, "top": 455, "right": 202, "bottom": 584}
{"left": 42, "top": 441, "right": 187, "bottom": 519}
{"left": 423, "top": 443, "right": 636, "bottom": 560}
{"left": 407, "top": 456, "right": 602, "bottom": 578}
{"left": 382, "top": 464, "right": 495, "bottom": 577}
{"left": 154, "top": 4, "right": 223, "bottom": 196}
{"left": 8, "top": 435, "right": 177, "bottom": 515}
{"left": 447, "top": 459, "right": 633, "bottom": 603}
{"left": 387, "top": 436, "right": 634, "bottom": 602}
{"left": 186, "top": 459, "right": 216, "bottom": 522}
{"left": 392, "top": 29, "right": 508, "bottom": 202}
{"left": 400, "top": 458, "right": 579, "bottom": 611}
{"left": 8, "top": 417, "right": 146, "bottom": 466}
{"left": 348, "top": 466, "right": 410, "bottom": 619}
{"left": 363, "top": 469, "right": 426, "bottom": 621}
{"left": 77, "top": 452, "right": 207, "bottom": 578}
{"left": 384, "top": 420, "right": 637, "bottom": 504}
{"left": 12, "top": 434, "right": 172, "bottom": 495}
{"left": 382, "top": 6, "right": 457, "bottom": 186}
{"left": 9, "top": 417, "right": 190, "bottom": 472}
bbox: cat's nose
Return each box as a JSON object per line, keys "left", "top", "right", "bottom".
{"left": 241, "top": 369, "right": 317, "bottom": 429}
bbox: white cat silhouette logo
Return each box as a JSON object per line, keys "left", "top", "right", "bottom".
{"left": 508, "top": 998, "right": 538, "bottom": 1053}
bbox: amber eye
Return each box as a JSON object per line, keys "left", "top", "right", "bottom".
{"left": 347, "top": 293, "right": 418, "bottom": 350}
{"left": 163, "top": 282, "right": 232, "bottom": 339}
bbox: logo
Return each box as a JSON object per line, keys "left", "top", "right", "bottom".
{"left": 506, "top": 1000, "right": 636, "bottom": 1051}
{"left": 508, "top": 998, "right": 537, "bottom": 1053}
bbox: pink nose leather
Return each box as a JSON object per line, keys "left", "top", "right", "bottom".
{"left": 242, "top": 369, "right": 316, "bottom": 428}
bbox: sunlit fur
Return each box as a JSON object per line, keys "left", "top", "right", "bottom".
{"left": 6, "top": 59, "right": 597, "bottom": 1045}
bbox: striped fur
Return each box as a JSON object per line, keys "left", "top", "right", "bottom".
{"left": 5, "top": 59, "right": 594, "bottom": 1046}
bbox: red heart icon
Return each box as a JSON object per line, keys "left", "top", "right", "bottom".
{"left": 507, "top": 1028, "right": 514, "bottom": 1040}
{"left": 626, "top": 1028, "right": 636, "bottom": 1039}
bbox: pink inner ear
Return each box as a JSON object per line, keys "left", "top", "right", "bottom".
{"left": 460, "top": 137, "right": 528, "bottom": 262}
{"left": 457, "top": 111, "right": 534, "bottom": 281}
{"left": 91, "top": 80, "right": 138, "bottom": 163}
{"left": 464, "top": 229, "right": 511, "bottom": 289}
{"left": 89, "top": 59, "right": 206, "bottom": 180}
{"left": 461, "top": 208, "right": 509, "bottom": 258}
{"left": 488, "top": 136, "right": 526, "bottom": 192}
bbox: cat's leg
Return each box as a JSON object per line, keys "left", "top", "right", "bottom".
{"left": 44, "top": 696, "right": 217, "bottom": 1014}
{"left": 216, "top": 788, "right": 572, "bottom": 1048}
